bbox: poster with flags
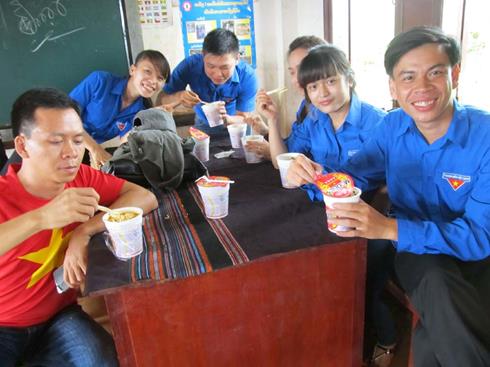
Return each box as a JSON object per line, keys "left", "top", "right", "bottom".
{"left": 179, "top": 0, "right": 256, "bottom": 67}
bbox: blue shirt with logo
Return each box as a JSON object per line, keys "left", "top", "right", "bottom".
{"left": 69, "top": 71, "right": 146, "bottom": 143}
{"left": 344, "top": 101, "right": 490, "bottom": 261}
{"left": 285, "top": 93, "right": 386, "bottom": 201}
{"left": 163, "top": 54, "right": 258, "bottom": 134}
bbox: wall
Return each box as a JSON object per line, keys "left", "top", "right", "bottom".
{"left": 133, "top": 0, "right": 324, "bottom": 137}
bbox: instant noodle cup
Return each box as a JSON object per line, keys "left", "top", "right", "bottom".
{"left": 276, "top": 152, "right": 300, "bottom": 188}
{"left": 241, "top": 135, "right": 265, "bottom": 163}
{"left": 196, "top": 176, "right": 231, "bottom": 219}
{"left": 189, "top": 127, "right": 210, "bottom": 162}
{"left": 202, "top": 101, "right": 224, "bottom": 127}
{"left": 323, "top": 187, "right": 362, "bottom": 233}
{"left": 315, "top": 172, "right": 355, "bottom": 198}
{"left": 227, "top": 123, "right": 247, "bottom": 149}
{"left": 102, "top": 207, "right": 144, "bottom": 260}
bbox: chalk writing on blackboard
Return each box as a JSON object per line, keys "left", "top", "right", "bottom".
{"left": 9, "top": 0, "right": 85, "bottom": 52}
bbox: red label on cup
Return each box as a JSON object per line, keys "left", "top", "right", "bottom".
{"left": 189, "top": 127, "right": 209, "bottom": 141}
{"left": 196, "top": 176, "right": 231, "bottom": 187}
{"left": 315, "top": 172, "right": 354, "bottom": 198}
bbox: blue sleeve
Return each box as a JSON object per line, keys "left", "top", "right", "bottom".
{"left": 285, "top": 117, "right": 312, "bottom": 155}
{"left": 69, "top": 71, "right": 104, "bottom": 114}
{"left": 235, "top": 68, "right": 258, "bottom": 113}
{"left": 397, "top": 150, "right": 490, "bottom": 260}
{"left": 163, "top": 59, "right": 190, "bottom": 94}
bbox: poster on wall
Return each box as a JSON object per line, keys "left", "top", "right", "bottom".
{"left": 138, "top": 0, "right": 172, "bottom": 27}
{"left": 179, "top": 0, "right": 256, "bottom": 67}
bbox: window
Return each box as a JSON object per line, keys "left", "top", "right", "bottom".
{"left": 331, "top": 0, "right": 396, "bottom": 110}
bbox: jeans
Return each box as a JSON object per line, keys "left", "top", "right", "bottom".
{"left": 0, "top": 304, "right": 118, "bottom": 367}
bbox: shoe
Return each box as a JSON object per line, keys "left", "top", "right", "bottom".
{"left": 370, "top": 343, "right": 395, "bottom": 367}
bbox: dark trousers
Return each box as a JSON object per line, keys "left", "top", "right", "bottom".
{"left": 395, "top": 252, "right": 490, "bottom": 367}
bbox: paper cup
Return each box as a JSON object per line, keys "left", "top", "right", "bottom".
{"left": 241, "top": 135, "right": 264, "bottom": 164}
{"left": 192, "top": 136, "right": 210, "bottom": 162}
{"left": 276, "top": 152, "right": 300, "bottom": 188}
{"left": 202, "top": 102, "right": 224, "bottom": 127}
{"left": 227, "top": 123, "right": 247, "bottom": 148}
{"left": 102, "top": 207, "right": 144, "bottom": 260}
{"left": 323, "top": 187, "right": 362, "bottom": 233}
{"left": 197, "top": 177, "right": 231, "bottom": 219}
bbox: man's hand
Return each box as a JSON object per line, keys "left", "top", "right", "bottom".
{"left": 179, "top": 90, "right": 202, "bottom": 108}
{"left": 63, "top": 227, "right": 91, "bottom": 288}
{"left": 88, "top": 144, "right": 112, "bottom": 169}
{"left": 38, "top": 188, "right": 100, "bottom": 230}
{"left": 286, "top": 154, "right": 323, "bottom": 187}
{"left": 256, "top": 89, "right": 279, "bottom": 122}
{"left": 244, "top": 114, "right": 269, "bottom": 136}
{"left": 245, "top": 140, "right": 271, "bottom": 160}
{"left": 327, "top": 200, "right": 398, "bottom": 241}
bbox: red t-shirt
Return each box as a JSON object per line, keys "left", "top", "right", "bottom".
{"left": 0, "top": 164, "right": 125, "bottom": 327}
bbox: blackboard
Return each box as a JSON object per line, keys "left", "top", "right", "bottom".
{"left": 0, "top": 0, "right": 129, "bottom": 126}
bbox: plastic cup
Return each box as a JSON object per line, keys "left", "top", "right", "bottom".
{"left": 197, "top": 177, "right": 231, "bottom": 219}
{"left": 202, "top": 102, "right": 224, "bottom": 127}
{"left": 192, "top": 135, "right": 210, "bottom": 162}
{"left": 241, "top": 135, "right": 264, "bottom": 163}
{"left": 102, "top": 207, "right": 144, "bottom": 260}
{"left": 323, "top": 187, "right": 362, "bottom": 233}
{"left": 276, "top": 152, "right": 300, "bottom": 188}
{"left": 227, "top": 123, "right": 247, "bottom": 148}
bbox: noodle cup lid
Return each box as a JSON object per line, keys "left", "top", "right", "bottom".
{"left": 315, "top": 172, "right": 355, "bottom": 198}
{"left": 189, "top": 127, "right": 209, "bottom": 141}
{"left": 196, "top": 176, "right": 231, "bottom": 188}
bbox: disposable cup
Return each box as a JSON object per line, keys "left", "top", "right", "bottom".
{"left": 192, "top": 136, "right": 210, "bottom": 162}
{"left": 323, "top": 187, "right": 362, "bottom": 233}
{"left": 241, "top": 135, "right": 264, "bottom": 164}
{"left": 227, "top": 123, "right": 247, "bottom": 148}
{"left": 197, "top": 177, "right": 231, "bottom": 219}
{"left": 102, "top": 207, "right": 144, "bottom": 260}
{"left": 276, "top": 152, "right": 300, "bottom": 188}
{"left": 202, "top": 102, "right": 224, "bottom": 127}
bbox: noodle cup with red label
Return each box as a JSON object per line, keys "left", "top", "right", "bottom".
{"left": 189, "top": 127, "right": 210, "bottom": 162}
{"left": 196, "top": 176, "right": 232, "bottom": 219}
{"left": 315, "top": 173, "right": 361, "bottom": 233}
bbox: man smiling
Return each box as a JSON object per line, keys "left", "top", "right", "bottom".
{"left": 158, "top": 28, "right": 258, "bottom": 136}
{"left": 287, "top": 27, "right": 490, "bottom": 366}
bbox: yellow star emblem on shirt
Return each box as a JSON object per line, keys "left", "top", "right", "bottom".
{"left": 18, "top": 228, "right": 72, "bottom": 289}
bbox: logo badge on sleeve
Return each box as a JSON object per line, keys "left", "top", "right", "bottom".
{"left": 442, "top": 172, "right": 471, "bottom": 191}
{"left": 117, "top": 121, "right": 127, "bottom": 131}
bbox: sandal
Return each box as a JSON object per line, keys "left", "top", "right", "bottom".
{"left": 370, "top": 343, "right": 396, "bottom": 367}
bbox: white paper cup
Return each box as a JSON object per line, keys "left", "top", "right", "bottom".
{"left": 202, "top": 102, "right": 224, "bottom": 127}
{"left": 192, "top": 136, "right": 210, "bottom": 162}
{"left": 323, "top": 187, "right": 362, "bottom": 233}
{"left": 102, "top": 207, "right": 144, "bottom": 260}
{"left": 197, "top": 181, "right": 230, "bottom": 219}
{"left": 227, "top": 123, "right": 247, "bottom": 148}
{"left": 276, "top": 152, "right": 300, "bottom": 188}
{"left": 241, "top": 135, "right": 264, "bottom": 164}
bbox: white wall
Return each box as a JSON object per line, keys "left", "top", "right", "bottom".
{"left": 132, "top": 0, "right": 324, "bottom": 135}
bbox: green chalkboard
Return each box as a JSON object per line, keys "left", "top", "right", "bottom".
{"left": 0, "top": 0, "right": 129, "bottom": 126}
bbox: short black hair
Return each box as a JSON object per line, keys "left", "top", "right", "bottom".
{"left": 298, "top": 44, "right": 355, "bottom": 91}
{"left": 134, "top": 49, "right": 171, "bottom": 81}
{"left": 202, "top": 28, "right": 239, "bottom": 55}
{"left": 11, "top": 88, "right": 80, "bottom": 138}
{"left": 288, "top": 35, "right": 326, "bottom": 56}
{"left": 384, "top": 26, "right": 461, "bottom": 77}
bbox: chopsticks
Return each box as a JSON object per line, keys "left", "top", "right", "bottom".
{"left": 266, "top": 87, "right": 288, "bottom": 95}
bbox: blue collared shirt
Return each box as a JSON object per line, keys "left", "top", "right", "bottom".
{"left": 285, "top": 94, "right": 386, "bottom": 200}
{"left": 69, "top": 71, "right": 146, "bottom": 143}
{"left": 163, "top": 54, "right": 258, "bottom": 131}
{"left": 344, "top": 101, "right": 490, "bottom": 261}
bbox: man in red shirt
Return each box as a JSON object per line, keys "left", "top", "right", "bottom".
{"left": 0, "top": 88, "right": 158, "bottom": 366}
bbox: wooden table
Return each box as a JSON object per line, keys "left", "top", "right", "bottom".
{"left": 86, "top": 145, "right": 367, "bottom": 367}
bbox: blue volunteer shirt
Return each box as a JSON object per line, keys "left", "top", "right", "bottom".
{"left": 69, "top": 71, "right": 146, "bottom": 143}
{"left": 285, "top": 93, "right": 386, "bottom": 201}
{"left": 163, "top": 54, "right": 258, "bottom": 134}
{"left": 344, "top": 101, "right": 490, "bottom": 261}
